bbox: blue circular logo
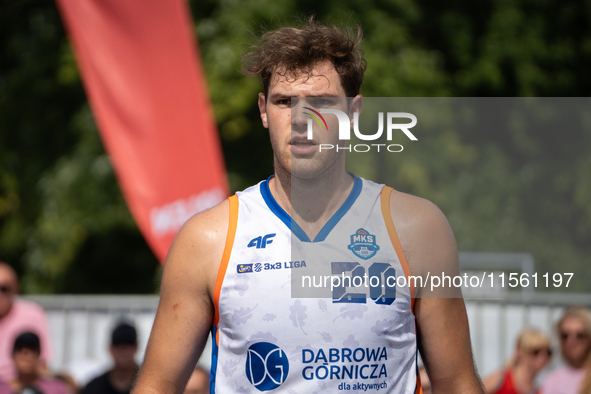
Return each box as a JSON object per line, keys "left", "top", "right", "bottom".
{"left": 245, "top": 342, "right": 289, "bottom": 391}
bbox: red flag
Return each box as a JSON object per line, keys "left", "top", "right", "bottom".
{"left": 55, "top": 0, "right": 228, "bottom": 262}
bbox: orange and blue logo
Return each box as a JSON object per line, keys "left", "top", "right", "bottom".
{"left": 348, "top": 228, "right": 380, "bottom": 260}
{"left": 237, "top": 264, "right": 253, "bottom": 274}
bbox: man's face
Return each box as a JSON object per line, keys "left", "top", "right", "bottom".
{"left": 0, "top": 265, "right": 17, "bottom": 319}
{"left": 258, "top": 60, "right": 355, "bottom": 180}
{"left": 560, "top": 317, "right": 591, "bottom": 366}
{"left": 13, "top": 348, "right": 40, "bottom": 376}
{"left": 109, "top": 344, "right": 137, "bottom": 369}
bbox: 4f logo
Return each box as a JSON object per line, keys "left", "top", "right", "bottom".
{"left": 248, "top": 233, "right": 276, "bottom": 249}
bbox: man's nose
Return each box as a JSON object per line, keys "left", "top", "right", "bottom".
{"left": 291, "top": 99, "right": 308, "bottom": 131}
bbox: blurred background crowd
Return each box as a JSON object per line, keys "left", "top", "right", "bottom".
{"left": 2, "top": 261, "right": 591, "bottom": 393}
{"left": 2, "top": 262, "right": 210, "bottom": 394}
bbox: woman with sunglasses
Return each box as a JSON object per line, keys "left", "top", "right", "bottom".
{"left": 541, "top": 306, "right": 591, "bottom": 394}
{"left": 483, "top": 328, "right": 552, "bottom": 394}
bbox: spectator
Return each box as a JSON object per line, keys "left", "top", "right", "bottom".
{"left": 80, "top": 323, "right": 138, "bottom": 394}
{"left": 0, "top": 332, "right": 68, "bottom": 394}
{"left": 182, "top": 366, "right": 208, "bottom": 394}
{"left": 483, "top": 327, "right": 552, "bottom": 394}
{"left": 0, "top": 262, "right": 52, "bottom": 382}
{"left": 541, "top": 306, "right": 591, "bottom": 394}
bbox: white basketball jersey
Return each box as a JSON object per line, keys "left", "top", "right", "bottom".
{"left": 210, "top": 176, "right": 421, "bottom": 394}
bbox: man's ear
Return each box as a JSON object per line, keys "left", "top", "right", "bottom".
{"left": 349, "top": 95, "right": 363, "bottom": 129}
{"left": 258, "top": 93, "right": 269, "bottom": 128}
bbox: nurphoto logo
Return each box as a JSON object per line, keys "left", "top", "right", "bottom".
{"left": 305, "top": 106, "right": 417, "bottom": 153}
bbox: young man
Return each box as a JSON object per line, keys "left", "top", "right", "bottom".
{"left": 81, "top": 323, "right": 139, "bottom": 394}
{"left": 0, "top": 332, "right": 67, "bottom": 394}
{"left": 133, "top": 21, "right": 483, "bottom": 394}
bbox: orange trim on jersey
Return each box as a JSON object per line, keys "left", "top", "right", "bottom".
{"left": 380, "top": 186, "right": 416, "bottom": 310}
{"left": 416, "top": 376, "right": 423, "bottom": 394}
{"left": 212, "top": 194, "right": 239, "bottom": 345}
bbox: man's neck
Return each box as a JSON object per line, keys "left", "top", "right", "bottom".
{"left": 109, "top": 365, "right": 137, "bottom": 392}
{"left": 270, "top": 163, "right": 354, "bottom": 240}
{"left": 14, "top": 372, "right": 38, "bottom": 389}
{"left": 567, "top": 358, "right": 586, "bottom": 369}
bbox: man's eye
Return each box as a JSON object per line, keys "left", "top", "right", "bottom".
{"left": 309, "top": 98, "right": 335, "bottom": 107}
{"left": 276, "top": 98, "right": 291, "bottom": 105}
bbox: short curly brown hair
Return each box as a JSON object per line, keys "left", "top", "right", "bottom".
{"left": 242, "top": 19, "right": 366, "bottom": 98}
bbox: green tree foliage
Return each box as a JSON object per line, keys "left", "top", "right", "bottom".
{"left": 0, "top": 1, "right": 159, "bottom": 293}
{"left": 0, "top": 0, "right": 590, "bottom": 293}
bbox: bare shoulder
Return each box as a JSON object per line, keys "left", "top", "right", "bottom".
{"left": 162, "top": 198, "right": 231, "bottom": 299}
{"left": 387, "top": 189, "right": 458, "bottom": 276}
{"left": 172, "top": 198, "right": 230, "bottom": 249}
{"left": 388, "top": 189, "right": 450, "bottom": 236}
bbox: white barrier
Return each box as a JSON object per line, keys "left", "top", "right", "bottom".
{"left": 21, "top": 292, "right": 591, "bottom": 383}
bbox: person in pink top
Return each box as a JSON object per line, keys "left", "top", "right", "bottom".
{"left": 0, "top": 332, "right": 67, "bottom": 394}
{"left": 0, "top": 262, "right": 52, "bottom": 382}
{"left": 541, "top": 306, "right": 591, "bottom": 394}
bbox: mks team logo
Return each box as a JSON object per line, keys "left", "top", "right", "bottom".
{"left": 237, "top": 264, "right": 253, "bottom": 274}
{"left": 246, "top": 342, "right": 289, "bottom": 391}
{"left": 348, "top": 228, "right": 380, "bottom": 260}
{"left": 248, "top": 233, "right": 276, "bottom": 249}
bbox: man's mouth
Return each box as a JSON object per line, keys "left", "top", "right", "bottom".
{"left": 290, "top": 138, "right": 316, "bottom": 147}
{"left": 290, "top": 137, "right": 318, "bottom": 155}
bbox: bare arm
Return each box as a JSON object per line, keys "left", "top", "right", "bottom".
{"left": 391, "top": 191, "right": 484, "bottom": 394}
{"left": 415, "top": 297, "right": 483, "bottom": 393}
{"left": 132, "top": 201, "right": 229, "bottom": 394}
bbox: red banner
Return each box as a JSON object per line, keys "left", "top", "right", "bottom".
{"left": 56, "top": 0, "right": 228, "bottom": 262}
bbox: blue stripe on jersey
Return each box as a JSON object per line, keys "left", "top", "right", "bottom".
{"left": 414, "top": 344, "right": 420, "bottom": 393}
{"left": 260, "top": 175, "right": 362, "bottom": 243}
{"left": 209, "top": 326, "right": 219, "bottom": 394}
{"left": 314, "top": 176, "right": 362, "bottom": 242}
{"left": 260, "top": 176, "right": 311, "bottom": 242}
